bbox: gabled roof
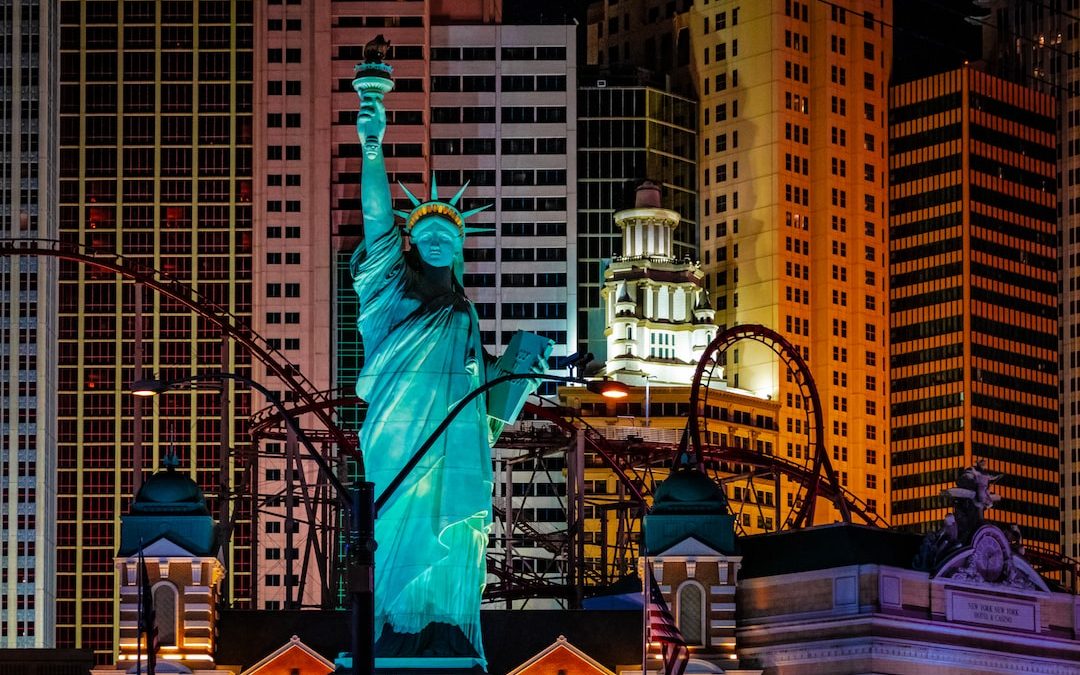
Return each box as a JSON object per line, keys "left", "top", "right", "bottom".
{"left": 507, "top": 635, "right": 615, "bottom": 675}
{"left": 119, "top": 535, "right": 201, "bottom": 561}
{"left": 653, "top": 535, "right": 731, "bottom": 558}
{"left": 239, "top": 635, "right": 335, "bottom": 675}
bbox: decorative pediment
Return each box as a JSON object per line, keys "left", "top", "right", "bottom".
{"left": 654, "top": 535, "right": 728, "bottom": 559}
{"left": 933, "top": 524, "right": 1050, "bottom": 593}
{"left": 507, "top": 635, "right": 614, "bottom": 675}
{"left": 240, "top": 635, "right": 335, "bottom": 675}
{"left": 120, "top": 536, "right": 200, "bottom": 562}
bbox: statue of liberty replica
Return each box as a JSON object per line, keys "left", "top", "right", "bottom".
{"left": 350, "top": 36, "right": 551, "bottom": 671}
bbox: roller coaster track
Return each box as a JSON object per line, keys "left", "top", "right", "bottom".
{"left": 0, "top": 237, "right": 359, "bottom": 461}
{"left": 690, "top": 323, "right": 849, "bottom": 528}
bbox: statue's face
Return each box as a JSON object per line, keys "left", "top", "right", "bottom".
{"left": 411, "top": 217, "right": 462, "bottom": 268}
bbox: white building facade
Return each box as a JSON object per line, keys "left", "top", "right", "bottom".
{"left": 602, "top": 182, "right": 715, "bottom": 387}
{"left": 0, "top": 0, "right": 58, "bottom": 647}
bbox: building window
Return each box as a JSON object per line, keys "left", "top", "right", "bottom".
{"left": 153, "top": 583, "right": 179, "bottom": 647}
{"left": 676, "top": 582, "right": 706, "bottom": 646}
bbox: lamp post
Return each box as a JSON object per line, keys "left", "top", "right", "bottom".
{"left": 133, "top": 371, "right": 627, "bottom": 674}
{"left": 131, "top": 373, "right": 376, "bottom": 675}
{"left": 643, "top": 374, "right": 652, "bottom": 429}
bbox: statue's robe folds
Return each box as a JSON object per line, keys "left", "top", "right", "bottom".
{"left": 352, "top": 224, "right": 490, "bottom": 662}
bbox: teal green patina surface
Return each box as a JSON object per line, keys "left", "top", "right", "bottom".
{"left": 350, "top": 43, "right": 548, "bottom": 667}
{"left": 645, "top": 467, "right": 736, "bottom": 556}
{"left": 119, "top": 453, "right": 219, "bottom": 557}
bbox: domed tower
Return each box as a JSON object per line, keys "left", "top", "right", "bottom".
{"left": 643, "top": 467, "right": 748, "bottom": 673}
{"left": 102, "top": 455, "right": 226, "bottom": 674}
{"left": 601, "top": 182, "right": 716, "bottom": 386}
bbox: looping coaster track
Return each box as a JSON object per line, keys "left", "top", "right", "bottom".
{"left": 17, "top": 238, "right": 1076, "bottom": 603}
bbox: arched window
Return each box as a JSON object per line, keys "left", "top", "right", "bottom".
{"left": 153, "top": 583, "right": 179, "bottom": 647}
{"left": 626, "top": 326, "right": 633, "bottom": 341}
{"left": 676, "top": 582, "right": 705, "bottom": 646}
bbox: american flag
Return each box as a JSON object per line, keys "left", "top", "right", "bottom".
{"left": 647, "top": 570, "right": 689, "bottom": 675}
{"left": 138, "top": 545, "right": 157, "bottom": 675}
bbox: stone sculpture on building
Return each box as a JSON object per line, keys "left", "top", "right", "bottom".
{"left": 914, "top": 463, "right": 1048, "bottom": 592}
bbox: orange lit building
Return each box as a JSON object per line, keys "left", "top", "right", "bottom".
{"left": 585, "top": 0, "right": 892, "bottom": 521}
{"left": 976, "top": 0, "right": 1080, "bottom": 562}
{"left": 888, "top": 66, "right": 1060, "bottom": 550}
{"left": 691, "top": 0, "right": 892, "bottom": 520}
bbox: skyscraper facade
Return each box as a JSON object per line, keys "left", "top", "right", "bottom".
{"left": 254, "top": 0, "right": 578, "bottom": 607}
{"left": 690, "top": 0, "right": 893, "bottom": 521}
{"left": 977, "top": 0, "right": 1080, "bottom": 558}
{"left": 0, "top": 0, "right": 59, "bottom": 647}
{"left": 888, "top": 66, "right": 1060, "bottom": 549}
{"left": 58, "top": 0, "right": 254, "bottom": 659}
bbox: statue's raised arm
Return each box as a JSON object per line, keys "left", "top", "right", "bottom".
{"left": 353, "top": 35, "right": 395, "bottom": 239}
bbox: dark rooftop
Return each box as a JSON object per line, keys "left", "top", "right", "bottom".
{"left": 217, "top": 608, "right": 642, "bottom": 675}
{"left": 739, "top": 523, "right": 923, "bottom": 578}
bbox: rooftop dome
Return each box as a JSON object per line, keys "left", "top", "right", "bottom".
{"left": 132, "top": 459, "right": 209, "bottom": 515}
{"left": 634, "top": 181, "right": 662, "bottom": 208}
{"left": 651, "top": 467, "right": 727, "bottom": 515}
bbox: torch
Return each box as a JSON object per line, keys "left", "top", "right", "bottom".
{"left": 352, "top": 34, "right": 394, "bottom": 160}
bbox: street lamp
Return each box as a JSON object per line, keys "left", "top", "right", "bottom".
{"left": 133, "top": 372, "right": 625, "bottom": 673}
{"left": 131, "top": 373, "right": 376, "bottom": 675}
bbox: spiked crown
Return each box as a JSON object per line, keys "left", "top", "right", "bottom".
{"left": 393, "top": 174, "right": 492, "bottom": 235}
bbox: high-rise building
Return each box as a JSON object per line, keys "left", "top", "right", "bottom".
{"left": 976, "top": 0, "right": 1080, "bottom": 559}
{"left": 0, "top": 0, "right": 59, "bottom": 648}
{"left": 686, "top": 0, "right": 892, "bottom": 521}
{"left": 577, "top": 73, "right": 697, "bottom": 359}
{"left": 888, "top": 65, "right": 1060, "bottom": 549}
{"left": 58, "top": 1, "right": 254, "bottom": 659}
{"left": 254, "top": 0, "right": 578, "bottom": 608}
{"left": 584, "top": 0, "right": 694, "bottom": 96}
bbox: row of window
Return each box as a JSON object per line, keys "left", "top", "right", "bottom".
{"left": 434, "top": 74, "right": 568, "bottom": 92}
{"left": 266, "top": 200, "right": 300, "bottom": 212}
{"left": 430, "top": 137, "right": 566, "bottom": 156}
{"left": 265, "top": 252, "right": 300, "bottom": 265}
{"left": 462, "top": 273, "right": 566, "bottom": 288}
{"left": 265, "top": 282, "right": 300, "bottom": 298}
{"left": 473, "top": 303, "right": 567, "bottom": 320}
{"left": 266, "top": 112, "right": 300, "bottom": 128}
{"left": 429, "top": 46, "right": 566, "bottom": 61}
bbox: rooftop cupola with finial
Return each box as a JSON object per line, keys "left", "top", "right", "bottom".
{"left": 614, "top": 281, "right": 636, "bottom": 315}
{"left": 694, "top": 287, "right": 716, "bottom": 324}
{"left": 614, "top": 181, "right": 682, "bottom": 260}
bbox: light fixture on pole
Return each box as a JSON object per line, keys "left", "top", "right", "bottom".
{"left": 131, "top": 373, "right": 375, "bottom": 675}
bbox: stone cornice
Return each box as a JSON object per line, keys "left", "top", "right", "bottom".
{"left": 741, "top": 636, "right": 1080, "bottom": 674}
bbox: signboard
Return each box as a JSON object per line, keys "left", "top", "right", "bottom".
{"left": 947, "top": 590, "right": 1038, "bottom": 633}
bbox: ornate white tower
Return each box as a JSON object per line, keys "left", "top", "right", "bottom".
{"left": 601, "top": 182, "right": 716, "bottom": 386}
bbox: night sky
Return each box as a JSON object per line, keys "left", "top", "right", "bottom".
{"left": 503, "top": 0, "right": 984, "bottom": 85}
